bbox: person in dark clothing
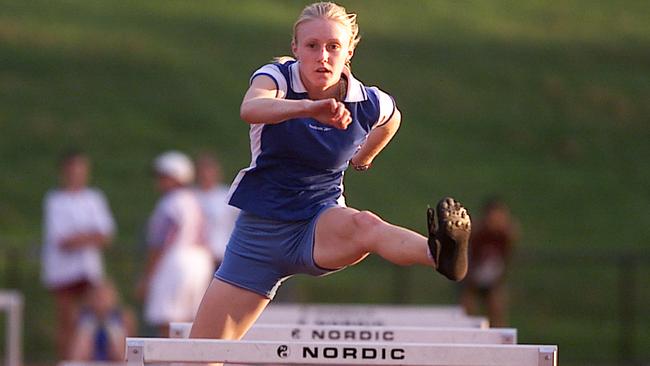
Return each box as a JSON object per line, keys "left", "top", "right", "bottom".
{"left": 460, "top": 197, "right": 519, "bottom": 327}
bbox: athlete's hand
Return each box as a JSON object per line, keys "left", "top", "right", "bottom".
{"left": 308, "top": 98, "right": 352, "bottom": 130}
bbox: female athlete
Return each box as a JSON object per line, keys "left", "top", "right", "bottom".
{"left": 190, "top": 1, "right": 471, "bottom": 340}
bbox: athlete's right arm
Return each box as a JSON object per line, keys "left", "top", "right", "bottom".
{"left": 240, "top": 75, "right": 352, "bottom": 129}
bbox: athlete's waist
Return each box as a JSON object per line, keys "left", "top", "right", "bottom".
{"left": 244, "top": 168, "right": 343, "bottom": 191}
{"left": 229, "top": 189, "right": 342, "bottom": 221}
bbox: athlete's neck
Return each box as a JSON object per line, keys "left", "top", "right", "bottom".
{"left": 305, "top": 75, "right": 347, "bottom": 101}
{"left": 297, "top": 64, "right": 348, "bottom": 101}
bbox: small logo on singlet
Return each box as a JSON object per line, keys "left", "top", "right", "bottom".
{"left": 308, "top": 124, "right": 333, "bottom": 132}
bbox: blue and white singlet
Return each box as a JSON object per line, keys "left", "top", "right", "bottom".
{"left": 228, "top": 60, "right": 396, "bottom": 221}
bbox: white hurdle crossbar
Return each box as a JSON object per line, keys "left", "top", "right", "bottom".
{"left": 0, "top": 290, "right": 23, "bottom": 366}
{"left": 257, "top": 303, "right": 486, "bottom": 327}
{"left": 264, "top": 303, "right": 465, "bottom": 316}
{"left": 170, "top": 322, "right": 517, "bottom": 344}
{"left": 126, "top": 337, "right": 558, "bottom": 366}
{"left": 58, "top": 362, "right": 126, "bottom": 366}
{"left": 258, "top": 304, "right": 488, "bottom": 328}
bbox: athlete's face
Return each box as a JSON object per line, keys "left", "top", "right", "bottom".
{"left": 293, "top": 18, "right": 354, "bottom": 93}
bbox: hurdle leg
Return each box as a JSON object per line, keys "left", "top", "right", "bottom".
{"left": 126, "top": 339, "right": 144, "bottom": 366}
{"left": 539, "top": 346, "right": 557, "bottom": 366}
{"left": 8, "top": 293, "right": 23, "bottom": 366}
{"left": 1, "top": 291, "right": 23, "bottom": 366}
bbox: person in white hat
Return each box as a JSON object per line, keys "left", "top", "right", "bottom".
{"left": 136, "top": 150, "right": 213, "bottom": 336}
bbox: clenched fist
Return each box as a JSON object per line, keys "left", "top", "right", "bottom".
{"left": 307, "top": 98, "right": 352, "bottom": 130}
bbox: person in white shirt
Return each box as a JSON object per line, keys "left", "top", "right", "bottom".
{"left": 136, "top": 151, "right": 213, "bottom": 336}
{"left": 41, "top": 149, "right": 116, "bottom": 359}
{"left": 194, "top": 152, "right": 239, "bottom": 266}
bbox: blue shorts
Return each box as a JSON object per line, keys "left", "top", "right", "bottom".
{"left": 215, "top": 205, "right": 339, "bottom": 299}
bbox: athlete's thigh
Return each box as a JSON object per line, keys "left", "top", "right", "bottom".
{"left": 190, "top": 278, "right": 269, "bottom": 340}
{"left": 314, "top": 206, "right": 370, "bottom": 269}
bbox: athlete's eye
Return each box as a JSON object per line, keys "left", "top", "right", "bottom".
{"left": 327, "top": 43, "right": 341, "bottom": 51}
{"left": 306, "top": 43, "right": 317, "bottom": 49}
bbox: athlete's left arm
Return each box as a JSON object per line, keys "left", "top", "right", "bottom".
{"left": 350, "top": 107, "right": 401, "bottom": 169}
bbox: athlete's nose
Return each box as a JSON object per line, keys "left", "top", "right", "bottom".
{"left": 317, "top": 46, "right": 329, "bottom": 63}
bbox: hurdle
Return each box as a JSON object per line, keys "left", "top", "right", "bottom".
{"left": 258, "top": 303, "right": 488, "bottom": 327}
{"left": 125, "top": 337, "right": 558, "bottom": 365}
{"left": 0, "top": 290, "right": 23, "bottom": 366}
{"left": 264, "top": 303, "right": 465, "bottom": 317}
{"left": 170, "top": 322, "right": 517, "bottom": 344}
{"left": 57, "top": 363, "right": 126, "bottom": 366}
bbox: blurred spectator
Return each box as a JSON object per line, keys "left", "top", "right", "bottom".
{"left": 41, "top": 149, "right": 116, "bottom": 359}
{"left": 194, "top": 152, "right": 239, "bottom": 267}
{"left": 136, "top": 151, "right": 213, "bottom": 336}
{"left": 68, "top": 279, "right": 136, "bottom": 361}
{"left": 460, "top": 197, "right": 519, "bottom": 327}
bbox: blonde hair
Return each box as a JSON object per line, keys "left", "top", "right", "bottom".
{"left": 274, "top": 2, "right": 361, "bottom": 65}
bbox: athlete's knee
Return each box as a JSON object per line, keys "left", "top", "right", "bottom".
{"left": 351, "top": 210, "right": 387, "bottom": 251}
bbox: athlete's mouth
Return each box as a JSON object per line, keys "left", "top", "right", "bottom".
{"left": 316, "top": 67, "right": 331, "bottom": 74}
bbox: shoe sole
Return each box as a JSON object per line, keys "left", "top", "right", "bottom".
{"left": 430, "top": 197, "right": 471, "bottom": 281}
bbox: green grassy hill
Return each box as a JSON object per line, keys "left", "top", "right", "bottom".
{"left": 1, "top": 1, "right": 649, "bottom": 364}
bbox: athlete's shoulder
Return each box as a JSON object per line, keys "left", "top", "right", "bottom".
{"left": 250, "top": 60, "right": 297, "bottom": 97}
{"left": 362, "top": 85, "right": 395, "bottom": 110}
{"left": 367, "top": 85, "right": 397, "bottom": 127}
{"left": 347, "top": 74, "right": 396, "bottom": 129}
{"left": 344, "top": 70, "right": 393, "bottom": 103}
{"left": 269, "top": 59, "right": 296, "bottom": 72}
{"left": 251, "top": 60, "right": 295, "bottom": 78}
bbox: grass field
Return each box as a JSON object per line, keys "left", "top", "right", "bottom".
{"left": 1, "top": 0, "right": 649, "bottom": 364}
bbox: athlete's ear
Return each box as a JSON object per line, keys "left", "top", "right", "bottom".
{"left": 291, "top": 40, "right": 298, "bottom": 59}
{"left": 347, "top": 45, "right": 355, "bottom": 63}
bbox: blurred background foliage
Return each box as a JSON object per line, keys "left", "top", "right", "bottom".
{"left": 0, "top": 1, "right": 649, "bottom": 364}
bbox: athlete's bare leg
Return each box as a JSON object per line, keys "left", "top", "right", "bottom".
{"left": 190, "top": 279, "right": 269, "bottom": 340}
{"left": 314, "top": 207, "right": 434, "bottom": 269}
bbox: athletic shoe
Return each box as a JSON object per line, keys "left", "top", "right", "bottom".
{"left": 427, "top": 197, "right": 471, "bottom": 281}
